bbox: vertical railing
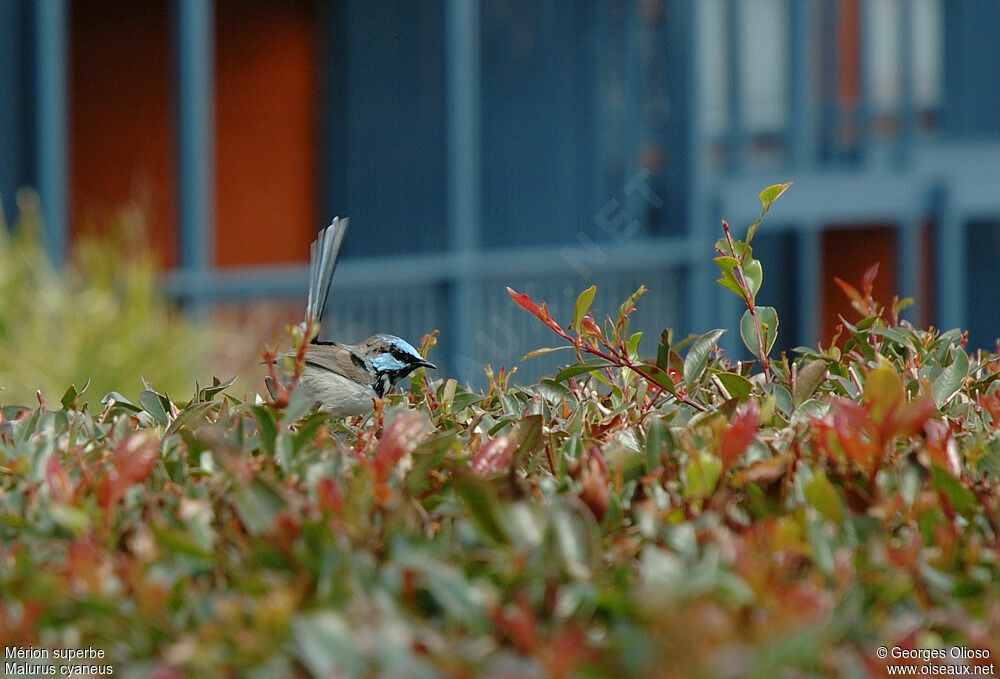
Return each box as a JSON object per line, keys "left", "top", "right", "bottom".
{"left": 723, "top": 0, "right": 744, "bottom": 171}
{"left": 684, "top": 0, "right": 718, "bottom": 335}
{"left": 174, "top": 0, "right": 215, "bottom": 314}
{"left": 788, "top": 0, "right": 818, "bottom": 169}
{"left": 34, "top": 0, "right": 68, "bottom": 265}
{"left": 789, "top": 1, "right": 821, "bottom": 345}
{"left": 444, "top": 0, "right": 481, "bottom": 384}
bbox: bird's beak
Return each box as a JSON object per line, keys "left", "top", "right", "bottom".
{"left": 418, "top": 359, "right": 437, "bottom": 370}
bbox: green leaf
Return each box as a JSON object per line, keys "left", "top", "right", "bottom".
{"left": 49, "top": 503, "right": 91, "bottom": 536}
{"left": 714, "top": 255, "right": 739, "bottom": 273}
{"left": 250, "top": 404, "right": 277, "bottom": 454}
{"left": 275, "top": 433, "right": 293, "bottom": 473}
{"left": 807, "top": 516, "right": 835, "bottom": 576}
{"left": 292, "top": 613, "right": 363, "bottom": 679}
{"left": 196, "top": 375, "right": 238, "bottom": 403}
{"left": 573, "top": 285, "right": 597, "bottom": 330}
{"left": 60, "top": 379, "right": 90, "bottom": 410}
{"left": 513, "top": 413, "right": 544, "bottom": 462}
{"left": 977, "top": 440, "right": 1000, "bottom": 479}
{"left": 552, "top": 502, "right": 592, "bottom": 580}
{"left": 165, "top": 401, "right": 216, "bottom": 437}
{"left": 290, "top": 411, "right": 329, "bottom": 455}
{"left": 521, "top": 345, "right": 572, "bottom": 361}
{"left": 742, "top": 257, "right": 763, "bottom": 301}
{"left": 793, "top": 359, "right": 828, "bottom": 407}
{"left": 280, "top": 387, "right": 314, "bottom": 426}
{"left": 536, "top": 378, "right": 573, "bottom": 403}
{"left": 758, "top": 181, "right": 792, "bottom": 212}
{"left": 554, "top": 359, "right": 615, "bottom": 383}
{"left": 804, "top": 469, "right": 843, "bottom": 523}
{"left": 422, "top": 561, "right": 489, "bottom": 628}
{"left": 639, "top": 364, "right": 677, "bottom": 395}
{"left": 932, "top": 346, "right": 969, "bottom": 408}
{"left": 150, "top": 523, "right": 213, "bottom": 559}
{"left": 739, "top": 307, "right": 779, "bottom": 358}
{"left": 714, "top": 238, "right": 750, "bottom": 260}
{"left": 406, "top": 431, "right": 457, "bottom": 494}
{"left": 99, "top": 391, "right": 141, "bottom": 412}
{"left": 862, "top": 361, "right": 904, "bottom": 422}
{"left": 746, "top": 181, "right": 792, "bottom": 243}
{"left": 618, "top": 285, "right": 648, "bottom": 319}
{"left": 656, "top": 328, "right": 672, "bottom": 370}
{"left": 453, "top": 475, "right": 508, "bottom": 544}
{"left": 709, "top": 369, "right": 753, "bottom": 399}
{"left": 771, "top": 384, "right": 793, "bottom": 415}
{"left": 930, "top": 466, "right": 978, "bottom": 517}
{"left": 232, "top": 479, "right": 286, "bottom": 535}
{"left": 645, "top": 418, "right": 674, "bottom": 471}
{"left": 714, "top": 256, "right": 745, "bottom": 299}
{"left": 683, "top": 329, "right": 726, "bottom": 387}
{"left": 139, "top": 389, "right": 169, "bottom": 426}
{"left": 683, "top": 451, "right": 722, "bottom": 498}
{"left": 626, "top": 331, "right": 643, "bottom": 357}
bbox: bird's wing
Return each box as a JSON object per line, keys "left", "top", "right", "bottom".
{"left": 286, "top": 343, "right": 371, "bottom": 385}
{"left": 306, "top": 217, "right": 350, "bottom": 326}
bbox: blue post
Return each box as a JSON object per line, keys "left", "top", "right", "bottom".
{"left": 724, "top": 0, "right": 743, "bottom": 171}
{"left": 788, "top": 0, "right": 817, "bottom": 169}
{"left": 444, "top": 0, "right": 481, "bottom": 384}
{"left": 895, "top": 0, "right": 914, "bottom": 167}
{"left": 685, "top": 0, "right": 719, "bottom": 334}
{"left": 857, "top": 0, "right": 873, "bottom": 167}
{"left": 796, "top": 228, "right": 821, "bottom": 347}
{"left": 174, "top": 0, "right": 215, "bottom": 310}
{"left": 34, "top": 0, "right": 68, "bottom": 264}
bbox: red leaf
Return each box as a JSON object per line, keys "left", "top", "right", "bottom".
{"left": 45, "top": 456, "right": 73, "bottom": 504}
{"left": 824, "top": 399, "right": 881, "bottom": 471}
{"left": 888, "top": 390, "right": 937, "bottom": 441}
{"left": 579, "top": 446, "right": 609, "bottom": 521}
{"left": 316, "top": 478, "right": 343, "bottom": 515}
{"left": 506, "top": 287, "right": 563, "bottom": 333}
{"left": 861, "top": 261, "right": 880, "bottom": 296}
{"left": 492, "top": 594, "right": 540, "bottom": 653}
{"left": 923, "top": 419, "right": 962, "bottom": 477}
{"left": 471, "top": 434, "right": 516, "bottom": 476}
{"left": 580, "top": 315, "right": 602, "bottom": 336}
{"left": 506, "top": 286, "right": 542, "bottom": 317}
{"left": 981, "top": 392, "right": 1000, "bottom": 427}
{"left": 719, "top": 400, "right": 760, "bottom": 471}
{"left": 374, "top": 413, "right": 425, "bottom": 485}
{"left": 833, "top": 277, "right": 862, "bottom": 304}
{"left": 113, "top": 433, "right": 159, "bottom": 486}
{"left": 99, "top": 433, "right": 159, "bottom": 509}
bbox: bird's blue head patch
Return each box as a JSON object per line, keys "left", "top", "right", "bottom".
{"left": 369, "top": 352, "right": 407, "bottom": 373}
{"left": 377, "top": 335, "right": 423, "bottom": 362}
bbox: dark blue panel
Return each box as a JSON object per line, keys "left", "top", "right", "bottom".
{"left": 480, "top": 0, "right": 597, "bottom": 247}
{"left": 322, "top": 0, "right": 446, "bottom": 257}
{"left": 942, "top": 2, "right": 1000, "bottom": 137}
{"left": 966, "top": 221, "right": 1000, "bottom": 350}
{"left": 747, "top": 229, "right": 800, "bottom": 357}
{"left": 0, "top": 0, "right": 32, "bottom": 225}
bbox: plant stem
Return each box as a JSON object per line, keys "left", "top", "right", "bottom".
{"left": 554, "top": 323, "right": 708, "bottom": 413}
{"left": 722, "top": 220, "right": 771, "bottom": 382}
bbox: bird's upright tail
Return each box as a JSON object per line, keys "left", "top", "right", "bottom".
{"left": 306, "top": 217, "right": 349, "bottom": 329}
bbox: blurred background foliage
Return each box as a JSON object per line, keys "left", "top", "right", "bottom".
{"left": 0, "top": 191, "right": 263, "bottom": 406}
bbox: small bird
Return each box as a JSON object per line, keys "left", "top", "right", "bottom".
{"left": 284, "top": 217, "right": 436, "bottom": 415}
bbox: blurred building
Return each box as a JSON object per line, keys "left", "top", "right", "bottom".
{"left": 2, "top": 0, "right": 1000, "bottom": 384}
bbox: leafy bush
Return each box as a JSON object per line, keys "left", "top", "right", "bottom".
{"left": 2, "top": 186, "right": 999, "bottom": 677}
{"left": 0, "top": 193, "right": 254, "bottom": 406}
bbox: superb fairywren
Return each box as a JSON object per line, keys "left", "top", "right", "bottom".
{"left": 287, "top": 218, "right": 436, "bottom": 415}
